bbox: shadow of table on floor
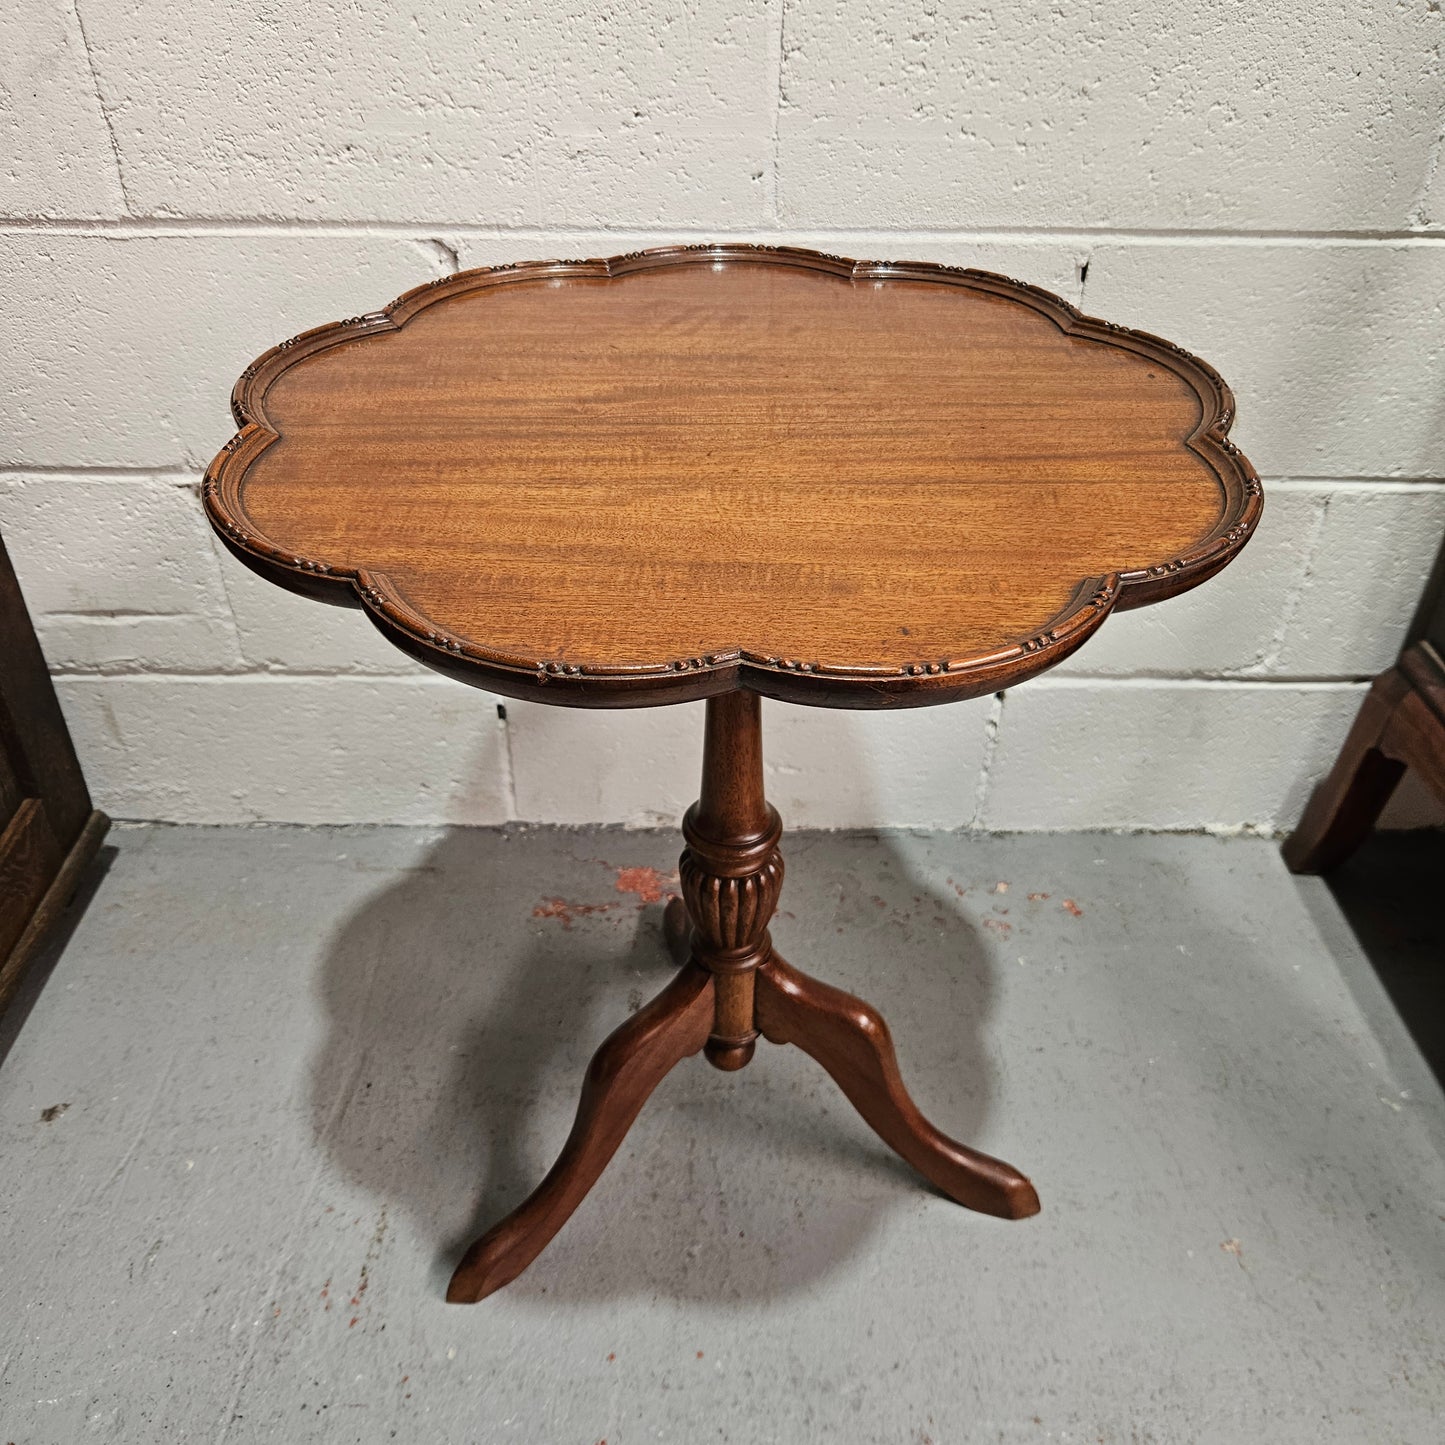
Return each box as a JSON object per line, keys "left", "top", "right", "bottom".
{"left": 305, "top": 825, "right": 1012, "bottom": 1305}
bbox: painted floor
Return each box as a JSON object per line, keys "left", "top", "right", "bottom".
{"left": 1, "top": 825, "right": 1442, "bottom": 1444}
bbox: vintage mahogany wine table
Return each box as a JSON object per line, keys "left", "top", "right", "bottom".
{"left": 204, "top": 245, "right": 1260, "bottom": 1302}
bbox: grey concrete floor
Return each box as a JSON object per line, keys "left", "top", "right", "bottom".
{"left": 1, "top": 825, "right": 1442, "bottom": 1444}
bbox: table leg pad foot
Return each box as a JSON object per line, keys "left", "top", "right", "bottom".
{"left": 754, "top": 951, "right": 1041, "bottom": 1221}
{"left": 446, "top": 963, "right": 714, "bottom": 1303}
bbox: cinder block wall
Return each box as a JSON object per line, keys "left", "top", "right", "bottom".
{"left": 4, "top": 3, "right": 1444, "bottom": 831}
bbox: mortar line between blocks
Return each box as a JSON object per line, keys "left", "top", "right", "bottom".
{"left": 1406, "top": 86, "right": 1445, "bottom": 230}
{"left": 765, "top": 0, "right": 787, "bottom": 224}
{"left": 1029, "top": 675, "right": 1367, "bottom": 692}
{"left": 1260, "top": 490, "right": 1333, "bottom": 673}
{"left": 49, "top": 670, "right": 1373, "bottom": 690}
{"left": 968, "top": 691, "right": 1006, "bottom": 832}
{"left": 52, "top": 668, "right": 455, "bottom": 682}
{"left": 498, "top": 702, "right": 519, "bottom": 822}
{"left": 0, "top": 466, "right": 201, "bottom": 481}
{"left": 1265, "top": 477, "right": 1445, "bottom": 492}
{"left": 7, "top": 219, "right": 1445, "bottom": 246}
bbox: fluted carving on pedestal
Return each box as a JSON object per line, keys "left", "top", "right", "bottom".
{"left": 679, "top": 845, "right": 783, "bottom": 960}
{"left": 679, "top": 802, "right": 784, "bottom": 1069}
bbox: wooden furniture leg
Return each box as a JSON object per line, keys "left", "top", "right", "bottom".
{"left": 662, "top": 905, "right": 1039, "bottom": 1218}
{"left": 1284, "top": 644, "right": 1445, "bottom": 874}
{"left": 446, "top": 962, "right": 713, "bottom": 1302}
{"left": 1281, "top": 666, "right": 1411, "bottom": 874}
{"left": 678, "top": 691, "right": 1036, "bottom": 1217}
{"left": 753, "top": 951, "right": 1040, "bottom": 1219}
{"left": 450, "top": 689, "right": 1037, "bottom": 1303}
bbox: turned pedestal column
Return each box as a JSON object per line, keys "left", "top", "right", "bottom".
{"left": 680, "top": 691, "right": 782, "bottom": 1072}
{"left": 202, "top": 243, "right": 1260, "bottom": 1303}
{"left": 445, "top": 692, "right": 1039, "bottom": 1302}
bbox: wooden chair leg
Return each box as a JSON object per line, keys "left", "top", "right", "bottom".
{"left": 446, "top": 963, "right": 714, "bottom": 1303}
{"left": 754, "top": 950, "right": 1041, "bottom": 1221}
{"left": 1282, "top": 667, "right": 1411, "bottom": 875}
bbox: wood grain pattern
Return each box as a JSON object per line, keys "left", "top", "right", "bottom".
{"left": 449, "top": 691, "right": 1039, "bottom": 1303}
{"left": 680, "top": 691, "right": 783, "bottom": 1070}
{"left": 204, "top": 244, "right": 1260, "bottom": 709}
{"left": 0, "top": 533, "right": 94, "bottom": 848}
{"left": 207, "top": 246, "right": 1255, "bottom": 1302}
{"left": 0, "top": 530, "right": 108, "bottom": 1012}
{"left": 0, "top": 808, "right": 108, "bottom": 1017}
{"left": 0, "top": 798, "right": 62, "bottom": 964}
{"left": 446, "top": 960, "right": 714, "bottom": 1303}
{"left": 754, "top": 950, "right": 1040, "bottom": 1219}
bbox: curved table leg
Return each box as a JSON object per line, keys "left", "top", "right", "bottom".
{"left": 446, "top": 963, "right": 715, "bottom": 1303}
{"left": 754, "top": 951, "right": 1040, "bottom": 1220}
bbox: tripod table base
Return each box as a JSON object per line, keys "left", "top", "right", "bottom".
{"left": 447, "top": 693, "right": 1038, "bottom": 1305}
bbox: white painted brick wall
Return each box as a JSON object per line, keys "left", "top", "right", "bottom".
{"left": 4, "top": 2, "right": 1443, "bottom": 831}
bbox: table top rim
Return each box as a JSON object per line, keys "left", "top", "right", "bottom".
{"left": 203, "top": 242, "right": 1262, "bottom": 710}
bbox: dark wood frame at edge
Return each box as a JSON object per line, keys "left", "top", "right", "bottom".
{"left": 1282, "top": 641, "right": 1445, "bottom": 874}
{"left": 0, "top": 811, "right": 109, "bottom": 1017}
{"left": 0, "top": 530, "right": 110, "bottom": 1016}
{"left": 203, "top": 243, "right": 1262, "bottom": 709}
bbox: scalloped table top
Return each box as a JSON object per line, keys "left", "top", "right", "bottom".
{"left": 205, "top": 245, "right": 1260, "bottom": 708}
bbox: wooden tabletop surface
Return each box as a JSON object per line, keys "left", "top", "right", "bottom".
{"left": 205, "top": 245, "right": 1260, "bottom": 708}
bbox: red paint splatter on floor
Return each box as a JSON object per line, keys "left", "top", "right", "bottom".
{"left": 1027, "top": 892, "right": 1050, "bottom": 902}
{"left": 532, "top": 898, "right": 619, "bottom": 929}
{"left": 613, "top": 865, "right": 677, "bottom": 905}
{"left": 982, "top": 917, "right": 1013, "bottom": 936}
{"left": 1062, "top": 898, "right": 1083, "bottom": 918}
{"left": 607, "top": 1353, "right": 616, "bottom": 1363}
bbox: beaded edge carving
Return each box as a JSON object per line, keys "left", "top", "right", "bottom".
{"left": 203, "top": 244, "right": 1262, "bottom": 703}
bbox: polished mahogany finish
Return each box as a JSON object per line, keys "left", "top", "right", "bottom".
{"left": 202, "top": 246, "right": 1259, "bottom": 1303}
{"left": 681, "top": 690, "right": 782, "bottom": 1070}
{"left": 754, "top": 951, "right": 1039, "bottom": 1220}
{"left": 447, "top": 695, "right": 1037, "bottom": 1303}
{"left": 204, "top": 245, "right": 1259, "bottom": 709}
{"left": 447, "top": 960, "right": 714, "bottom": 1303}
